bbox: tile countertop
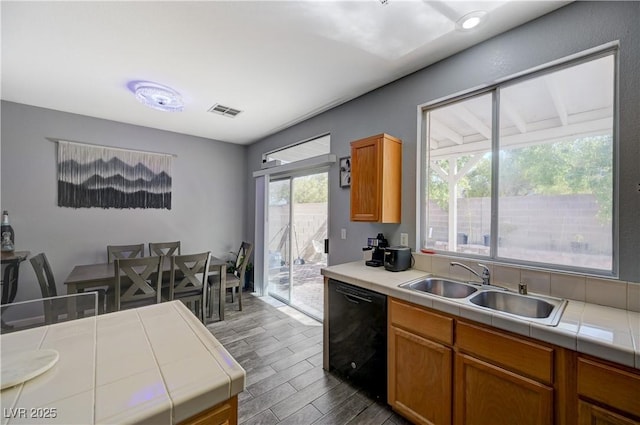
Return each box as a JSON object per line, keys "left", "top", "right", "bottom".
{"left": 0, "top": 301, "right": 245, "bottom": 425}
{"left": 321, "top": 261, "right": 640, "bottom": 370}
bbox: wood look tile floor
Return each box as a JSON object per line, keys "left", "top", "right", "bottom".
{"left": 206, "top": 293, "right": 410, "bottom": 425}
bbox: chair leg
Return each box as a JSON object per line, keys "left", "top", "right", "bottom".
{"left": 238, "top": 286, "right": 242, "bottom": 311}
{"left": 98, "top": 293, "right": 105, "bottom": 315}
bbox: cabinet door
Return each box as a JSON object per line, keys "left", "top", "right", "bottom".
{"left": 350, "top": 136, "right": 382, "bottom": 221}
{"left": 388, "top": 325, "right": 452, "bottom": 425}
{"left": 577, "top": 357, "right": 640, "bottom": 420}
{"left": 455, "top": 353, "right": 553, "bottom": 425}
{"left": 179, "top": 395, "right": 237, "bottom": 425}
{"left": 578, "top": 400, "right": 640, "bottom": 425}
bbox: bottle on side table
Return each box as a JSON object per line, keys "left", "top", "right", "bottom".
{"left": 1, "top": 210, "right": 15, "bottom": 252}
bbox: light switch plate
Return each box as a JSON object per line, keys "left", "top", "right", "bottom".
{"left": 341, "top": 228, "right": 347, "bottom": 240}
{"left": 400, "top": 233, "right": 408, "bottom": 246}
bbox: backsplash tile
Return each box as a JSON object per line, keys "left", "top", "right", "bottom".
{"left": 586, "top": 277, "right": 627, "bottom": 310}
{"left": 492, "top": 266, "right": 521, "bottom": 292}
{"left": 551, "top": 273, "right": 586, "bottom": 301}
{"left": 430, "top": 256, "right": 450, "bottom": 277}
{"left": 412, "top": 253, "right": 432, "bottom": 272}
{"left": 521, "top": 269, "right": 551, "bottom": 296}
{"left": 628, "top": 283, "right": 640, "bottom": 312}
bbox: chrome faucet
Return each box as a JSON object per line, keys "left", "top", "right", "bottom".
{"left": 451, "top": 262, "right": 491, "bottom": 286}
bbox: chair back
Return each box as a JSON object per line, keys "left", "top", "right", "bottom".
{"left": 149, "top": 241, "right": 181, "bottom": 257}
{"left": 170, "top": 252, "right": 211, "bottom": 299}
{"left": 114, "top": 256, "right": 163, "bottom": 311}
{"left": 107, "top": 244, "right": 145, "bottom": 263}
{"left": 170, "top": 252, "right": 210, "bottom": 321}
{"left": 232, "top": 242, "right": 253, "bottom": 284}
{"left": 30, "top": 253, "right": 60, "bottom": 323}
{"left": 30, "top": 253, "right": 58, "bottom": 298}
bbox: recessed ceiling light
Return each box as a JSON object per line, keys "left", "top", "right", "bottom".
{"left": 129, "top": 81, "right": 184, "bottom": 112}
{"left": 456, "top": 11, "right": 487, "bottom": 31}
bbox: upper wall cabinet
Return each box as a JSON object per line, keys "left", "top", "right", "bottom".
{"left": 350, "top": 133, "right": 402, "bottom": 223}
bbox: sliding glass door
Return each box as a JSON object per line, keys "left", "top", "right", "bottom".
{"left": 267, "top": 179, "right": 291, "bottom": 302}
{"left": 267, "top": 172, "right": 328, "bottom": 319}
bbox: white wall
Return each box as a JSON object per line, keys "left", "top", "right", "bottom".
{"left": 1, "top": 101, "right": 247, "bottom": 302}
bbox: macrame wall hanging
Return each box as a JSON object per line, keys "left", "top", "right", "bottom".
{"left": 57, "top": 140, "right": 173, "bottom": 209}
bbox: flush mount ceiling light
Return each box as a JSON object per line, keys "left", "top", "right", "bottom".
{"left": 129, "top": 81, "right": 184, "bottom": 112}
{"left": 456, "top": 10, "right": 487, "bottom": 31}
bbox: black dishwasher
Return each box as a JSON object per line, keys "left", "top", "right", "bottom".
{"left": 328, "top": 279, "right": 387, "bottom": 401}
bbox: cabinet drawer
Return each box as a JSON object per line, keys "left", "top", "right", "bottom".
{"left": 389, "top": 298, "right": 453, "bottom": 345}
{"left": 456, "top": 321, "right": 554, "bottom": 385}
{"left": 577, "top": 357, "right": 640, "bottom": 418}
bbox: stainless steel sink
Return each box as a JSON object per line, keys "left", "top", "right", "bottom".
{"left": 401, "top": 278, "right": 478, "bottom": 299}
{"left": 469, "top": 290, "right": 567, "bottom": 325}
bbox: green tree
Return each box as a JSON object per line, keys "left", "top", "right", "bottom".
{"left": 293, "top": 174, "right": 328, "bottom": 203}
{"left": 269, "top": 174, "right": 328, "bottom": 205}
{"left": 428, "top": 135, "right": 612, "bottom": 221}
{"left": 501, "top": 136, "right": 612, "bottom": 220}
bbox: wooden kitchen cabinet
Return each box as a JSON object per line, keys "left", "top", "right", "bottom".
{"left": 180, "top": 395, "right": 238, "bottom": 425}
{"left": 388, "top": 298, "right": 453, "bottom": 425}
{"left": 455, "top": 321, "right": 555, "bottom": 425}
{"left": 578, "top": 401, "right": 639, "bottom": 425}
{"left": 455, "top": 353, "right": 553, "bottom": 425}
{"left": 387, "top": 297, "right": 575, "bottom": 425}
{"left": 577, "top": 357, "right": 640, "bottom": 425}
{"left": 350, "top": 133, "right": 402, "bottom": 223}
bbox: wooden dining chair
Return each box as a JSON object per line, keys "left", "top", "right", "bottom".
{"left": 114, "top": 256, "right": 163, "bottom": 311}
{"left": 31, "top": 252, "right": 106, "bottom": 321}
{"left": 209, "top": 242, "right": 253, "bottom": 315}
{"left": 107, "top": 244, "right": 145, "bottom": 263}
{"left": 166, "top": 252, "right": 210, "bottom": 322}
{"left": 149, "top": 241, "right": 181, "bottom": 257}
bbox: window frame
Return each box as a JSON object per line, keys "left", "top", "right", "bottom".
{"left": 418, "top": 45, "right": 619, "bottom": 277}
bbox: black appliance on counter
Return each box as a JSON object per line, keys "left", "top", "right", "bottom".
{"left": 363, "top": 233, "right": 388, "bottom": 267}
{"left": 384, "top": 246, "right": 412, "bottom": 272}
{"left": 328, "top": 279, "right": 387, "bottom": 401}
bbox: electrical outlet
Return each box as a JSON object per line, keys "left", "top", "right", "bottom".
{"left": 400, "top": 233, "right": 408, "bottom": 246}
{"left": 341, "top": 228, "right": 347, "bottom": 239}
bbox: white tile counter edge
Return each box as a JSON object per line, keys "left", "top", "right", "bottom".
{"left": 0, "top": 301, "right": 245, "bottom": 425}
{"left": 322, "top": 261, "right": 640, "bottom": 370}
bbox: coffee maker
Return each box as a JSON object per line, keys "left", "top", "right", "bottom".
{"left": 364, "top": 233, "right": 388, "bottom": 267}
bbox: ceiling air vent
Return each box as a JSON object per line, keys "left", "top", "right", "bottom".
{"left": 207, "top": 103, "right": 243, "bottom": 118}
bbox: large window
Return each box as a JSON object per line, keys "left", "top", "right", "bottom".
{"left": 422, "top": 52, "right": 615, "bottom": 274}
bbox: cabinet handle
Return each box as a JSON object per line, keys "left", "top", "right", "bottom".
{"left": 336, "top": 289, "right": 372, "bottom": 303}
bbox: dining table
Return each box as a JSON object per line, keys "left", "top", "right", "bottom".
{"left": 64, "top": 255, "right": 228, "bottom": 320}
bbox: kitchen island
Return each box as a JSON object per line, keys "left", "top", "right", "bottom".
{"left": 0, "top": 301, "right": 244, "bottom": 425}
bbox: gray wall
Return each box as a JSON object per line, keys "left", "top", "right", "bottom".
{"left": 1, "top": 101, "right": 247, "bottom": 302}
{"left": 246, "top": 1, "right": 640, "bottom": 281}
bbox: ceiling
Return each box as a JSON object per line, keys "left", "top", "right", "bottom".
{"left": 1, "top": 1, "right": 569, "bottom": 145}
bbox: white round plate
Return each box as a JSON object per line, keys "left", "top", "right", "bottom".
{"left": 1, "top": 349, "right": 59, "bottom": 390}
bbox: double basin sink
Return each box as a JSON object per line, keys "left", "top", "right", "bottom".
{"left": 399, "top": 277, "right": 567, "bottom": 326}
